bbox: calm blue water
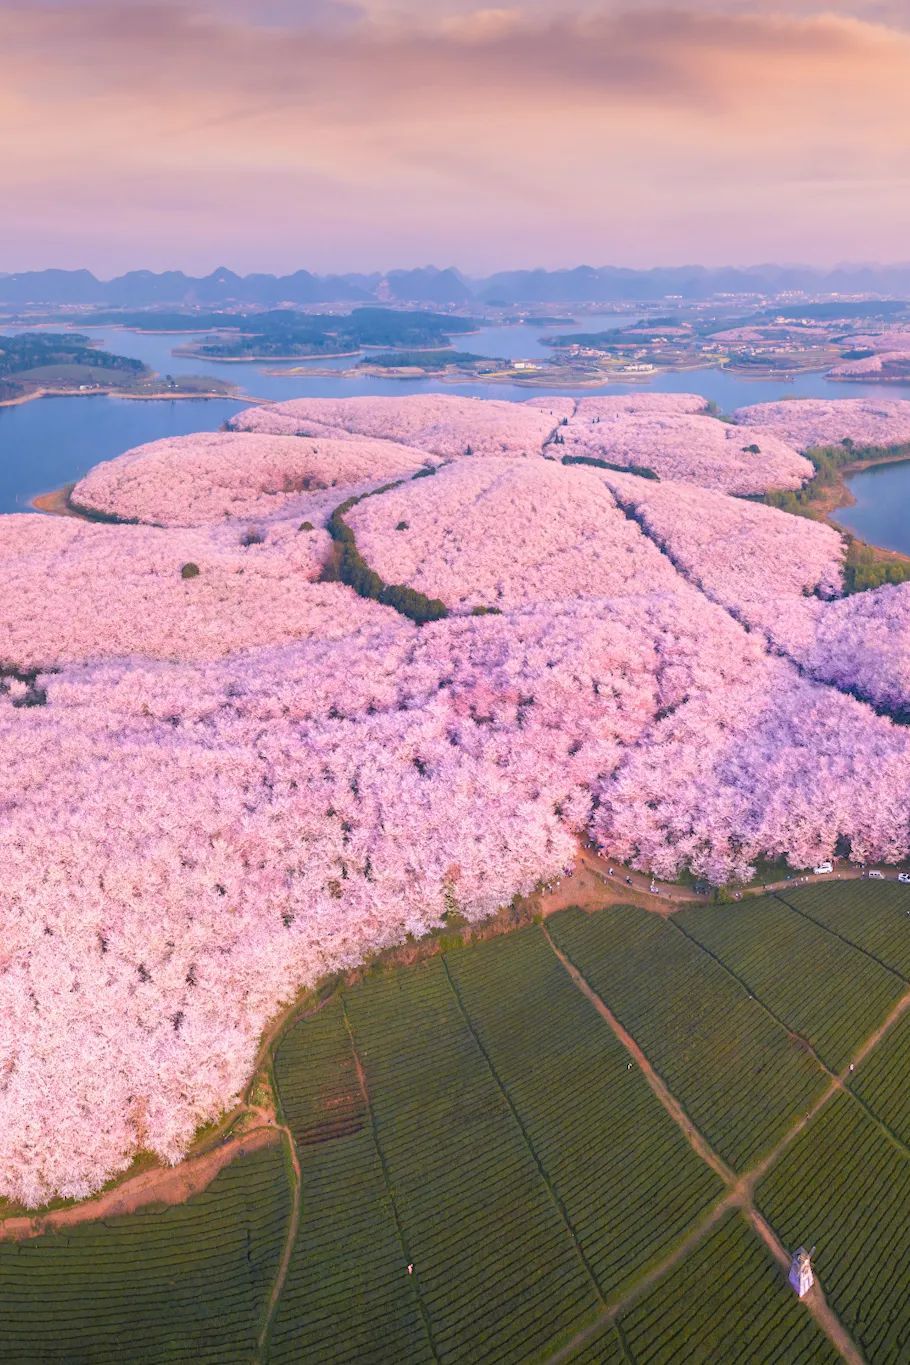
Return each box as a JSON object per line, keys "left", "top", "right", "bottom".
{"left": 4, "top": 315, "right": 910, "bottom": 520}
{"left": 0, "top": 396, "right": 243, "bottom": 513}
{"left": 837, "top": 461, "right": 910, "bottom": 555}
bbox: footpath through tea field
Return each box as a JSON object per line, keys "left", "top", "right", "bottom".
{"left": 3, "top": 882, "right": 910, "bottom": 1362}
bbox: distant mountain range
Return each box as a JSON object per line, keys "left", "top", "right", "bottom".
{"left": 4, "top": 263, "right": 910, "bottom": 308}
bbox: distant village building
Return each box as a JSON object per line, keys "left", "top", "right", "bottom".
{"left": 788, "top": 1246, "right": 814, "bottom": 1298}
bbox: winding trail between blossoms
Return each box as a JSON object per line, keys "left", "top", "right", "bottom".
{"left": 532, "top": 841, "right": 897, "bottom": 922}
{"left": 541, "top": 922, "right": 886, "bottom": 1365}
{"left": 0, "top": 1124, "right": 279, "bottom": 1242}
{"left": 0, "top": 988, "right": 332, "bottom": 1244}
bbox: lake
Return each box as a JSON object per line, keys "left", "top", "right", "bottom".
{"left": 0, "top": 396, "right": 244, "bottom": 514}
{"left": 4, "top": 314, "right": 910, "bottom": 518}
{"left": 837, "top": 460, "right": 910, "bottom": 556}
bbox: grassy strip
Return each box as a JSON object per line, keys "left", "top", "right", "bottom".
{"left": 759, "top": 440, "right": 910, "bottom": 593}
{"left": 325, "top": 480, "right": 448, "bottom": 624}
{"left": 561, "top": 454, "right": 660, "bottom": 480}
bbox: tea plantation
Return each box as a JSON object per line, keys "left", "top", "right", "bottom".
{"left": 2, "top": 882, "right": 910, "bottom": 1362}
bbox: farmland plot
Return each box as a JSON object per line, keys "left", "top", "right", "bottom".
{"left": 847, "top": 1007, "right": 910, "bottom": 1149}
{"left": 343, "top": 957, "right": 602, "bottom": 1362}
{"left": 564, "top": 1319, "right": 629, "bottom": 1364}
{"left": 445, "top": 927, "right": 724, "bottom": 1299}
{"left": 269, "top": 1000, "right": 433, "bottom": 1363}
{"left": 757, "top": 1092, "right": 910, "bottom": 1364}
{"left": 777, "top": 882, "right": 910, "bottom": 980}
{"left": 548, "top": 906, "right": 828, "bottom": 1170}
{"left": 677, "top": 895, "right": 905, "bottom": 1072}
{"left": 0, "top": 1144, "right": 290, "bottom": 1363}
{"left": 617, "top": 1212, "right": 839, "bottom": 1364}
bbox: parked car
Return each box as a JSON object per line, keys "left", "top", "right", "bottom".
{"left": 813, "top": 862, "right": 833, "bottom": 875}
{"left": 868, "top": 870, "right": 885, "bottom": 880}
{"left": 898, "top": 873, "right": 910, "bottom": 885}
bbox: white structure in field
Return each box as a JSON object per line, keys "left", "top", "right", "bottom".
{"left": 789, "top": 1246, "right": 814, "bottom": 1298}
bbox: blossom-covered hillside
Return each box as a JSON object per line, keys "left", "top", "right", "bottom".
{"left": 0, "top": 516, "right": 390, "bottom": 668}
{"left": 229, "top": 393, "right": 559, "bottom": 458}
{"left": 761, "top": 585, "right": 910, "bottom": 716}
{"left": 598, "top": 471, "right": 844, "bottom": 612}
{"left": 558, "top": 394, "right": 811, "bottom": 492}
{"left": 2, "top": 389, "right": 909, "bottom": 1205}
{"left": 72, "top": 429, "right": 438, "bottom": 527}
{"left": 346, "top": 459, "right": 684, "bottom": 609}
{"left": 828, "top": 352, "right": 910, "bottom": 379}
{"left": 734, "top": 398, "right": 910, "bottom": 451}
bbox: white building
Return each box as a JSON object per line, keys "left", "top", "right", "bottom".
{"left": 788, "top": 1247, "right": 814, "bottom": 1298}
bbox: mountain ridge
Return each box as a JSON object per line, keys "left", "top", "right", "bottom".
{"left": 4, "top": 262, "right": 910, "bottom": 307}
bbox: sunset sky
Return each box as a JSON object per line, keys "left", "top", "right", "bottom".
{"left": 3, "top": 0, "right": 910, "bottom": 274}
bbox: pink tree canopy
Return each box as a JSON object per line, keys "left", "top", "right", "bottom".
{"left": 1, "top": 391, "right": 909, "bottom": 1204}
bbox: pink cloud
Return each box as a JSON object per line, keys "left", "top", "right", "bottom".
{"left": 2, "top": 3, "right": 910, "bottom": 270}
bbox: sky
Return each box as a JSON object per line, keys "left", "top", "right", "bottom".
{"left": 2, "top": 0, "right": 910, "bottom": 275}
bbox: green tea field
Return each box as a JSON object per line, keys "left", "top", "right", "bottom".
{"left": 2, "top": 881, "right": 910, "bottom": 1362}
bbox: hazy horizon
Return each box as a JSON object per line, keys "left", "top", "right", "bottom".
{"left": 3, "top": 0, "right": 910, "bottom": 274}
{"left": 5, "top": 259, "right": 910, "bottom": 282}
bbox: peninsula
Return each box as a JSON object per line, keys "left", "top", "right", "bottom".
{"left": 0, "top": 330, "right": 236, "bottom": 406}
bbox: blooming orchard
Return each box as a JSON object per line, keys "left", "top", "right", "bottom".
{"left": 828, "top": 352, "right": 910, "bottom": 379}
{"left": 73, "top": 429, "right": 439, "bottom": 527}
{"left": 597, "top": 471, "right": 845, "bottom": 612}
{"left": 0, "top": 514, "right": 349, "bottom": 667}
{"left": 1, "top": 390, "right": 909, "bottom": 1205}
{"left": 760, "top": 586, "right": 910, "bottom": 715}
{"left": 559, "top": 395, "right": 811, "bottom": 492}
{"left": 347, "top": 458, "right": 684, "bottom": 609}
{"left": 734, "top": 398, "right": 910, "bottom": 451}
{"left": 228, "top": 393, "right": 559, "bottom": 458}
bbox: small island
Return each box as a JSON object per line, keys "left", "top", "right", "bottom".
{"left": 354, "top": 349, "right": 507, "bottom": 377}
{"left": 175, "top": 306, "right": 480, "bottom": 362}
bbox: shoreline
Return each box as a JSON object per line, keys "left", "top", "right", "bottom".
{"left": 175, "top": 349, "right": 361, "bottom": 363}
{"left": 31, "top": 484, "right": 79, "bottom": 518}
{"left": 831, "top": 373, "right": 910, "bottom": 385}
{"left": 0, "top": 384, "right": 241, "bottom": 410}
{"left": 771, "top": 447, "right": 910, "bottom": 568}
{"left": 827, "top": 453, "right": 910, "bottom": 564}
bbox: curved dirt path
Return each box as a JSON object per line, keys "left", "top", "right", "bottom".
{"left": 532, "top": 841, "right": 903, "bottom": 923}
{"left": 0, "top": 1123, "right": 278, "bottom": 1242}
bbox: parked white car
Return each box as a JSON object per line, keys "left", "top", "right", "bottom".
{"left": 898, "top": 873, "right": 910, "bottom": 885}
{"left": 868, "top": 870, "right": 885, "bottom": 880}
{"left": 813, "top": 862, "right": 833, "bottom": 875}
